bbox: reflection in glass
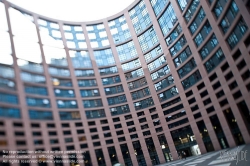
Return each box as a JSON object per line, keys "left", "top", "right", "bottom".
{"left": 17, "top": 59, "right": 43, "bottom": 73}
{"left": 43, "top": 45, "right": 67, "bottom": 66}
{"left": 63, "top": 25, "right": 87, "bottom": 49}
{"left": 38, "top": 19, "right": 64, "bottom": 48}
{"left": 0, "top": 31, "right": 12, "bottom": 65}
{"left": 69, "top": 50, "right": 92, "bottom": 68}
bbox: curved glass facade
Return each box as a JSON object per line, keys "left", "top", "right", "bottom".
{"left": 0, "top": 0, "right": 250, "bottom": 165}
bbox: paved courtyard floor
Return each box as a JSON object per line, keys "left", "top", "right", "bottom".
{"left": 157, "top": 144, "right": 250, "bottom": 166}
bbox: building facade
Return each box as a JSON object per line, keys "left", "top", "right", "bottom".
{"left": 0, "top": 0, "right": 250, "bottom": 165}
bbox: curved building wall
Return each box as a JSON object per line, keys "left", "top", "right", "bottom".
{"left": 0, "top": 0, "right": 250, "bottom": 165}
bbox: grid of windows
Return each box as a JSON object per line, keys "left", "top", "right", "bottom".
{"left": 173, "top": 46, "right": 192, "bottom": 67}
{"left": 29, "top": 110, "right": 53, "bottom": 120}
{"left": 189, "top": 8, "right": 206, "bottom": 35}
{"left": 63, "top": 25, "right": 87, "bottom": 49}
{"left": 110, "top": 104, "right": 130, "bottom": 116}
{"left": 144, "top": 45, "right": 163, "bottom": 62}
{"left": 184, "top": 0, "right": 200, "bottom": 23}
{"left": 0, "top": 107, "right": 20, "bottom": 118}
{"left": 59, "top": 111, "right": 81, "bottom": 120}
{"left": 107, "top": 95, "right": 127, "bottom": 105}
{"left": 199, "top": 34, "right": 219, "bottom": 60}
{"left": 0, "top": 92, "right": 18, "bottom": 104}
{"left": 99, "top": 66, "right": 118, "bottom": 75}
{"left": 134, "top": 97, "right": 154, "bottom": 110}
{"left": 158, "top": 4, "right": 177, "bottom": 36}
{"left": 220, "top": 1, "right": 239, "bottom": 33}
{"left": 83, "top": 99, "right": 103, "bottom": 108}
{"left": 194, "top": 21, "right": 212, "bottom": 47}
{"left": 158, "top": 86, "right": 179, "bottom": 102}
{"left": 108, "top": 15, "right": 131, "bottom": 44}
{"left": 177, "top": 0, "right": 190, "bottom": 11}
{"left": 148, "top": 55, "right": 166, "bottom": 72}
{"left": 177, "top": 58, "right": 197, "bottom": 78}
{"left": 150, "top": 0, "right": 169, "bottom": 16}
{"left": 69, "top": 50, "right": 92, "bottom": 68}
{"left": 129, "top": 0, "right": 151, "bottom": 34}
{"left": 116, "top": 41, "right": 138, "bottom": 62}
{"left": 151, "top": 65, "right": 170, "bottom": 81}
{"left": 125, "top": 68, "right": 144, "bottom": 80}
{"left": 154, "top": 75, "right": 174, "bottom": 91}
{"left": 166, "top": 24, "right": 182, "bottom": 46}
{"left": 93, "top": 49, "right": 115, "bottom": 67}
{"left": 26, "top": 97, "right": 50, "bottom": 107}
{"left": 86, "top": 24, "right": 109, "bottom": 48}
{"left": 213, "top": 0, "right": 228, "bottom": 18}
{"left": 227, "top": 18, "right": 248, "bottom": 49}
{"left": 169, "top": 35, "right": 187, "bottom": 56}
{"left": 204, "top": 48, "right": 225, "bottom": 73}
{"left": 138, "top": 27, "right": 158, "bottom": 53}
{"left": 122, "top": 59, "right": 141, "bottom": 71}
{"left": 181, "top": 70, "right": 202, "bottom": 89}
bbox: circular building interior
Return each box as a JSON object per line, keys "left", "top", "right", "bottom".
{"left": 0, "top": 0, "right": 250, "bottom": 166}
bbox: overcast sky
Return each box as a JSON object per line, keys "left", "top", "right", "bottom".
{"left": 8, "top": 0, "right": 135, "bottom": 22}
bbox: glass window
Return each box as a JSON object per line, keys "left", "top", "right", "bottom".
{"left": 94, "top": 49, "right": 115, "bottom": 67}
{"left": 0, "top": 107, "right": 20, "bottom": 118}
{"left": 189, "top": 8, "right": 206, "bottom": 35}
{"left": 25, "top": 86, "right": 48, "bottom": 96}
{"left": 110, "top": 104, "right": 130, "bottom": 116}
{"left": 125, "top": 68, "right": 144, "bottom": 80}
{"left": 131, "top": 87, "right": 151, "bottom": 100}
{"left": 17, "top": 59, "right": 43, "bottom": 73}
{"left": 29, "top": 110, "right": 53, "bottom": 120}
{"left": 69, "top": 50, "right": 92, "bottom": 68}
{"left": 104, "top": 85, "right": 124, "bottom": 95}
{"left": 59, "top": 111, "right": 81, "bottom": 120}
{"left": 63, "top": 24, "right": 87, "bottom": 49}
{"left": 116, "top": 41, "right": 138, "bottom": 62}
{"left": 177, "top": 58, "right": 197, "bottom": 78}
{"left": 107, "top": 95, "right": 127, "bottom": 105}
{"left": 129, "top": 0, "right": 151, "bottom": 34}
{"left": 158, "top": 4, "right": 177, "bottom": 36}
{"left": 102, "top": 76, "right": 121, "bottom": 85}
{"left": 87, "top": 24, "right": 109, "bottom": 48}
{"left": 173, "top": 46, "right": 192, "bottom": 67}
{"left": 199, "top": 34, "right": 218, "bottom": 60}
{"left": 204, "top": 48, "right": 225, "bottom": 73}
{"left": 194, "top": 21, "right": 212, "bottom": 47}
{"left": 0, "top": 65, "right": 15, "bottom": 78}
{"left": 169, "top": 35, "right": 187, "bottom": 56}
{"left": 48, "top": 67, "right": 70, "bottom": 77}
{"left": 99, "top": 66, "right": 118, "bottom": 75}
{"left": 181, "top": 70, "right": 202, "bottom": 89}
{"left": 154, "top": 75, "right": 174, "bottom": 91}
{"left": 0, "top": 78, "right": 15, "bottom": 90}
{"left": 144, "top": 45, "right": 163, "bottom": 62}
{"left": 150, "top": 0, "right": 169, "bottom": 16}
{"left": 134, "top": 97, "right": 154, "bottom": 110}
{"left": 227, "top": 17, "right": 248, "bottom": 49}
{"left": 148, "top": 55, "right": 166, "bottom": 72}
{"left": 52, "top": 78, "right": 72, "bottom": 87}
{"left": 177, "top": 0, "right": 190, "bottom": 11}
{"left": 26, "top": 97, "right": 50, "bottom": 107}
{"left": 80, "top": 89, "right": 100, "bottom": 97}
{"left": 21, "top": 72, "right": 46, "bottom": 84}
{"left": 219, "top": 1, "right": 239, "bottom": 33}
{"left": 108, "top": 15, "right": 131, "bottom": 44}
{"left": 151, "top": 65, "right": 170, "bottom": 81}
{"left": 78, "top": 79, "right": 97, "bottom": 87}
{"left": 43, "top": 45, "right": 67, "bottom": 67}
{"left": 0, "top": 92, "right": 18, "bottom": 104}
{"left": 184, "top": 0, "right": 200, "bottom": 23}
{"left": 138, "top": 26, "right": 159, "bottom": 53}
{"left": 212, "top": 0, "right": 228, "bottom": 18}
{"left": 83, "top": 99, "right": 103, "bottom": 108}
{"left": 38, "top": 19, "right": 64, "bottom": 48}
{"left": 122, "top": 59, "right": 141, "bottom": 71}
{"left": 166, "top": 24, "right": 182, "bottom": 46}
{"left": 57, "top": 100, "right": 78, "bottom": 109}
{"left": 54, "top": 89, "right": 75, "bottom": 98}
{"left": 158, "top": 86, "right": 179, "bottom": 102}
{"left": 85, "top": 109, "right": 106, "bottom": 119}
